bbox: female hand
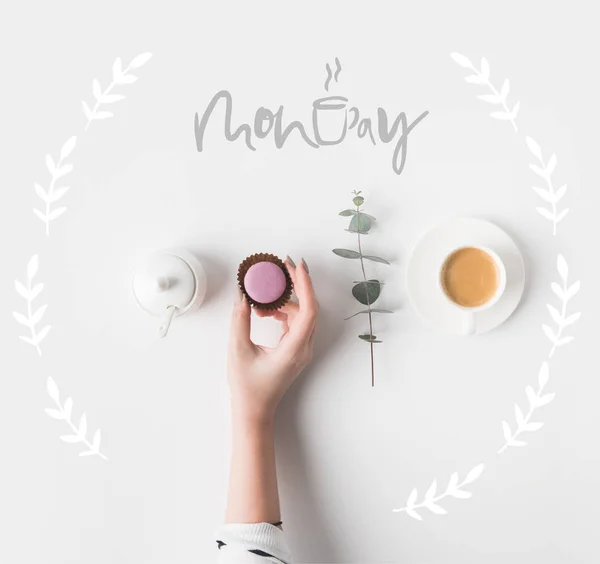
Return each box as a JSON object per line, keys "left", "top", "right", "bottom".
{"left": 227, "top": 258, "right": 318, "bottom": 423}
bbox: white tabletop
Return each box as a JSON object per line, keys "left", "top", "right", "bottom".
{"left": 0, "top": 2, "right": 597, "bottom": 563}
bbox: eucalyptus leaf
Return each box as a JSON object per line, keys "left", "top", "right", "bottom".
{"left": 339, "top": 209, "right": 357, "bottom": 216}
{"left": 353, "top": 196, "right": 365, "bottom": 206}
{"left": 332, "top": 248, "right": 361, "bottom": 259}
{"left": 352, "top": 280, "right": 381, "bottom": 305}
{"left": 349, "top": 213, "right": 371, "bottom": 234}
{"left": 358, "top": 334, "right": 382, "bottom": 343}
{"left": 361, "top": 213, "right": 376, "bottom": 221}
{"left": 345, "top": 308, "right": 393, "bottom": 320}
{"left": 363, "top": 255, "right": 390, "bottom": 265}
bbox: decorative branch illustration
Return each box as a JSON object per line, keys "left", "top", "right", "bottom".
{"left": 526, "top": 136, "right": 569, "bottom": 236}
{"left": 499, "top": 257, "right": 578, "bottom": 453}
{"left": 33, "top": 136, "right": 76, "bottom": 236}
{"left": 13, "top": 255, "right": 51, "bottom": 356}
{"left": 83, "top": 52, "right": 153, "bottom": 130}
{"left": 393, "top": 463, "right": 485, "bottom": 520}
{"left": 543, "top": 254, "right": 580, "bottom": 357}
{"left": 333, "top": 191, "right": 391, "bottom": 387}
{"left": 498, "top": 362, "right": 555, "bottom": 453}
{"left": 450, "top": 52, "right": 520, "bottom": 132}
{"left": 45, "top": 377, "right": 108, "bottom": 460}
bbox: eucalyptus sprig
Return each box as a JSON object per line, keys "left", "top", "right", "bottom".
{"left": 333, "top": 191, "right": 392, "bottom": 386}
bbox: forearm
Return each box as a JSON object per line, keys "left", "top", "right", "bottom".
{"left": 225, "top": 412, "right": 281, "bottom": 524}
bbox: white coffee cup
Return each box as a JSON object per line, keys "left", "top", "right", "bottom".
{"left": 438, "top": 245, "right": 507, "bottom": 336}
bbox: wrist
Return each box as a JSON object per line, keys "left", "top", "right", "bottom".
{"left": 231, "top": 412, "right": 275, "bottom": 446}
{"left": 230, "top": 397, "right": 276, "bottom": 429}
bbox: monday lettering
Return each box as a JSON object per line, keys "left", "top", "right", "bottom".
{"left": 194, "top": 61, "right": 428, "bottom": 176}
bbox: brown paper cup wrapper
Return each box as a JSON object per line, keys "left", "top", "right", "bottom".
{"left": 237, "top": 253, "right": 293, "bottom": 310}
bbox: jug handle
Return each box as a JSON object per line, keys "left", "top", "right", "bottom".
{"left": 158, "top": 305, "right": 177, "bottom": 338}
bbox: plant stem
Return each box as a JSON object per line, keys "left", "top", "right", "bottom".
{"left": 356, "top": 205, "right": 375, "bottom": 387}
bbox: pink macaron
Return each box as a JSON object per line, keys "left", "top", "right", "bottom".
{"left": 237, "top": 253, "right": 293, "bottom": 309}
{"left": 244, "top": 261, "right": 287, "bottom": 304}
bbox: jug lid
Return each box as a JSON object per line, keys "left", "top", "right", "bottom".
{"left": 132, "top": 250, "right": 198, "bottom": 317}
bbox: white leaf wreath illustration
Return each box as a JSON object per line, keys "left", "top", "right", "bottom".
{"left": 18, "top": 48, "right": 580, "bottom": 512}
{"left": 18, "top": 52, "right": 152, "bottom": 460}
{"left": 45, "top": 377, "right": 108, "bottom": 460}
{"left": 82, "top": 52, "right": 152, "bottom": 130}
{"left": 526, "top": 137, "right": 569, "bottom": 236}
{"left": 13, "top": 255, "right": 51, "bottom": 356}
{"left": 544, "top": 254, "right": 580, "bottom": 357}
{"left": 450, "top": 52, "right": 520, "bottom": 132}
{"left": 498, "top": 362, "right": 554, "bottom": 453}
{"left": 394, "top": 53, "right": 580, "bottom": 521}
{"left": 33, "top": 136, "right": 76, "bottom": 236}
{"left": 393, "top": 463, "right": 484, "bottom": 520}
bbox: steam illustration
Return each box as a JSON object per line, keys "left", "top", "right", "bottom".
{"left": 324, "top": 57, "right": 342, "bottom": 91}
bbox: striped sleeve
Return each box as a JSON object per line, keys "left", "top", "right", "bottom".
{"left": 215, "top": 523, "right": 291, "bottom": 564}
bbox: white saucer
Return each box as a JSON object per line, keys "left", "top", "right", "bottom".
{"left": 406, "top": 218, "right": 525, "bottom": 335}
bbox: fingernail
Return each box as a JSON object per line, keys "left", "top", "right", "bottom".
{"left": 285, "top": 255, "right": 296, "bottom": 268}
{"left": 235, "top": 285, "right": 243, "bottom": 303}
{"left": 301, "top": 257, "right": 310, "bottom": 274}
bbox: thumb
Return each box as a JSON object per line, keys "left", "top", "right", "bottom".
{"left": 229, "top": 286, "right": 252, "bottom": 349}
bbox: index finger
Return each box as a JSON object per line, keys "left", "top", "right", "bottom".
{"left": 286, "top": 259, "right": 318, "bottom": 341}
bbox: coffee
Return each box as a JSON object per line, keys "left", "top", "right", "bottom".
{"left": 441, "top": 247, "right": 499, "bottom": 308}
